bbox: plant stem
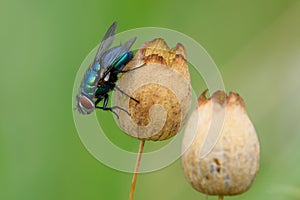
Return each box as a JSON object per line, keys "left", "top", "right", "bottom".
{"left": 129, "top": 140, "right": 145, "bottom": 200}
{"left": 218, "top": 195, "right": 224, "bottom": 200}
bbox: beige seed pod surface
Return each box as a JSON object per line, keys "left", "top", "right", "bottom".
{"left": 114, "top": 38, "right": 192, "bottom": 141}
{"left": 182, "top": 90, "right": 260, "bottom": 196}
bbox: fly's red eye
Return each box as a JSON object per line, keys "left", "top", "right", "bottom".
{"left": 80, "top": 96, "right": 94, "bottom": 109}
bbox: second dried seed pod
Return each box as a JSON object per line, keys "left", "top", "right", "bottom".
{"left": 182, "top": 90, "right": 260, "bottom": 196}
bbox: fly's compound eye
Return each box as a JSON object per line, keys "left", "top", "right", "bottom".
{"left": 78, "top": 95, "right": 95, "bottom": 114}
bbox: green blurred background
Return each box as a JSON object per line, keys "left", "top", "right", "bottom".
{"left": 1, "top": 0, "right": 300, "bottom": 199}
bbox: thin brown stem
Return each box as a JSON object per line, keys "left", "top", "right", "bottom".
{"left": 129, "top": 140, "right": 145, "bottom": 200}
{"left": 218, "top": 195, "right": 224, "bottom": 200}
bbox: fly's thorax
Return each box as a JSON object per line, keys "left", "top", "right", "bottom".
{"left": 84, "top": 70, "right": 99, "bottom": 85}
{"left": 81, "top": 83, "right": 97, "bottom": 97}
{"left": 104, "top": 73, "right": 110, "bottom": 81}
{"left": 95, "top": 82, "right": 111, "bottom": 97}
{"left": 108, "top": 72, "right": 118, "bottom": 83}
{"left": 92, "top": 62, "right": 101, "bottom": 71}
{"left": 82, "top": 70, "right": 99, "bottom": 96}
{"left": 77, "top": 93, "right": 95, "bottom": 114}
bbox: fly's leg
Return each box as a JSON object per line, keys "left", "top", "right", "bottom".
{"left": 114, "top": 85, "right": 140, "bottom": 103}
{"left": 111, "top": 63, "right": 145, "bottom": 104}
{"left": 94, "top": 97, "right": 102, "bottom": 107}
{"left": 116, "top": 63, "right": 146, "bottom": 73}
{"left": 95, "top": 94, "right": 130, "bottom": 118}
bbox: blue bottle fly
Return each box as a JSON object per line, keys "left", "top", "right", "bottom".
{"left": 76, "top": 22, "right": 143, "bottom": 115}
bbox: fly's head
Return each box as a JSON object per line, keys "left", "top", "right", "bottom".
{"left": 76, "top": 93, "right": 95, "bottom": 114}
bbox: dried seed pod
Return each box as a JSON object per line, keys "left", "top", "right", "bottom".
{"left": 182, "top": 90, "right": 260, "bottom": 196}
{"left": 114, "top": 38, "right": 192, "bottom": 141}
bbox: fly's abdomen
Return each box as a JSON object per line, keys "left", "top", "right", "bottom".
{"left": 113, "top": 51, "right": 133, "bottom": 71}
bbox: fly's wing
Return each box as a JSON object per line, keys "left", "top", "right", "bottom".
{"left": 99, "top": 37, "right": 136, "bottom": 78}
{"left": 92, "top": 22, "right": 118, "bottom": 65}
{"left": 78, "top": 22, "right": 119, "bottom": 102}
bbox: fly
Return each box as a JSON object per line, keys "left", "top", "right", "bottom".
{"left": 76, "top": 22, "right": 144, "bottom": 116}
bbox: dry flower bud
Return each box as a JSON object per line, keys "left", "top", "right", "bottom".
{"left": 182, "top": 90, "right": 260, "bottom": 196}
{"left": 114, "top": 38, "right": 192, "bottom": 141}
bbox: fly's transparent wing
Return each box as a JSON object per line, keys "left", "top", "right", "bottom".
{"left": 122, "top": 36, "right": 137, "bottom": 52}
{"left": 99, "top": 37, "right": 136, "bottom": 77}
{"left": 93, "top": 22, "right": 118, "bottom": 64}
